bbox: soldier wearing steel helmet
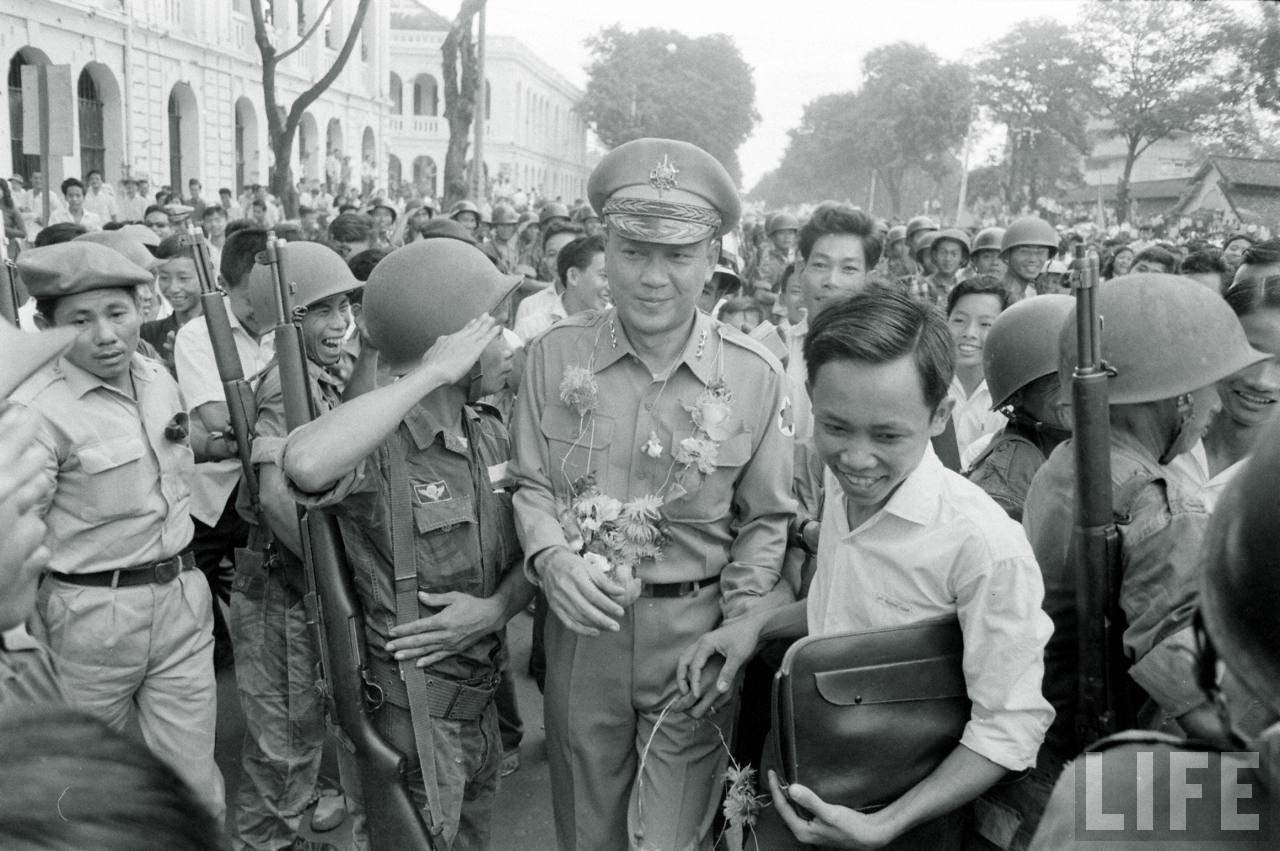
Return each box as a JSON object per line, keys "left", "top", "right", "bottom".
{"left": 488, "top": 203, "right": 521, "bottom": 272}
{"left": 926, "top": 227, "right": 971, "bottom": 302}
{"left": 227, "top": 242, "right": 362, "bottom": 850}
{"left": 1024, "top": 274, "right": 1270, "bottom": 778}
{"left": 967, "top": 294, "right": 1075, "bottom": 520}
{"left": 747, "top": 211, "right": 800, "bottom": 292}
{"left": 1001, "top": 217, "right": 1059, "bottom": 302}
{"left": 10, "top": 241, "right": 225, "bottom": 819}
{"left": 882, "top": 223, "right": 915, "bottom": 279}
{"left": 968, "top": 226, "right": 1006, "bottom": 279}
{"left": 1031, "top": 415, "right": 1280, "bottom": 849}
{"left": 449, "top": 199, "right": 481, "bottom": 234}
{"left": 508, "top": 138, "right": 794, "bottom": 850}
{"left": 283, "top": 238, "right": 534, "bottom": 849}
{"left": 898, "top": 230, "right": 941, "bottom": 303}
{"left": 571, "top": 203, "right": 603, "bottom": 238}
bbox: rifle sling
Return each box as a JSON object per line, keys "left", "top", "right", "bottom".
{"left": 384, "top": 436, "right": 446, "bottom": 847}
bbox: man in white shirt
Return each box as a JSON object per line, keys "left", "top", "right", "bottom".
{"left": 513, "top": 233, "right": 606, "bottom": 342}
{"left": 174, "top": 228, "right": 274, "bottom": 667}
{"left": 679, "top": 288, "right": 1054, "bottom": 848}
{"left": 117, "top": 177, "right": 148, "bottom": 223}
{"left": 82, "top": 170, "right": 118, "bottom": 223}
{"left": 46, "top": 178, "right": 103, "bottom": 232}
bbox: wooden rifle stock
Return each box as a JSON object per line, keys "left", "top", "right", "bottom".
{"left": 2, "top": 235, "right": 21, "bottom": 325}
{"left": 185, "top": 226, "right": 260, "bottom": 512}
{"left": 1070, "top": 244, "right": 1133, "bottom": 748}
{"left": 264, "top": 237, "right": 431, "bottom": 849}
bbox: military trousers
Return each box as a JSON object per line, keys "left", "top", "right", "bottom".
{"left": 34, "top": 569, "right": 224, "bottom": 822}
{"left": 544, "top": 580, "right": 734, "bottom": 851}
{"left": 229, "top": 549, "right": 326, "bottom": 850}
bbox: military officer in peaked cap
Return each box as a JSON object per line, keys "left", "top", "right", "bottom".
{"left": 9, "top": 242, "right": 224, "bottom": 820}
{"left": 509, "top": 138, "right": 795, "bottom": 850}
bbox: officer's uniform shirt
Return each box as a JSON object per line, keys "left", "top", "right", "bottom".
{"left": 174, "top": 299, "right": 274, "bottom": 526}
{"left": 512, "top": 285, "right": 566, "bottom": 343}
{"left": 510, "top": 308, "right": 794, "bottom": 619}
{"left": 12, "top": 353, "right": 194, "bottom": 573}
{"left": 291, "top": 401, "right": 520, "bottom": 706}
{"left": 1025, "top": 433, "right": 1210, "bottom": 758}
{"left": 809, "top": 450, "right": 1055, "bottom": 772}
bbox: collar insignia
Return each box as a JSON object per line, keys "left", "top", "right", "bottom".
{"left": 649, "top": 155, "right": 680, "bottom": 196}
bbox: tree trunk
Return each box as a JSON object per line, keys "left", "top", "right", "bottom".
{"left": 881, "top": 169, "right": 903, "bottom": 217}
{"left": 1115, "top": 136, "right": 1140, "bottom": 226}
{"left": 442, "top": 0, "right": 484, "bottom": 208}
{"left": 270, "top": 125, "right": 300, "bottom": 218}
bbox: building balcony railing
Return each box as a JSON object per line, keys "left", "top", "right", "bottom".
{"left": 387, "top": 115, "right": 493, "bottom": 139}
{"left": 391, "top": 30, "right": 447, "bottom": 48}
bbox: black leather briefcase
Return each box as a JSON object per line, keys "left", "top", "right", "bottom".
{"left": 772, "top": 614, "right": 970, "bottom": 812}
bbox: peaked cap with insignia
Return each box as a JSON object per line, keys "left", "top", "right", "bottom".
{"left": 588, "top": 138, "right": 740, "bottom": 245}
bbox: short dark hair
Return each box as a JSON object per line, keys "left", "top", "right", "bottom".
{"left": 1133, "top": 245, "right": 1178, "bottom": 272}
{"left": 33, "top": 222, "right": 87, "bottom": 246}
{"left": 542, "top": 220, "right": 584, "bottom": 250}
{"left": 250, "top": 199, "right": 267, "bottom": 211}
{"left": 804, "top": 288, "right": 953, "bottom": 410}
{"left": 155, "top": 233, "right": 198, "bottom": 262}
{"left": 219, "top": 187, "right": 232, "bottom": 197}
{"left": 85, "top": 169, "right": 102, "bottom": 181}
{"left": 797, "top": 203, "right": 882, "bottom": 269}
{"left": 556, "top": 234, "right": 605, "bottom": 285}
{"left": 60, "top": 177, "right": 84, "bottom": 195}
{"left": 1180, "top": 249, "right": 1226, "bottom": 277}
{"left": 143, "top": 204, "right": 169, "bottom": 220}
{"left": 1225, "top": 273, "right": 1280, "bottom": 317}
{"left": 945, "top": 275, "right": 1011, "bottom": 316}
{"left": 202, "top": 205, "right": 227, "bottom": 220}
{"left": 1239, "top": 238, "right": 1280, "bottom": 268}
{"left": 348, "top": 247, "right": 391, "bottom": 283}
{"left": 328, "top": 212, "right": 373, "bottom": 243}
{"left": 220, "top": 228, "right": 270, "bottom": 290}
{"left": 0, "top": 707, "right": 225, "bottom": 850}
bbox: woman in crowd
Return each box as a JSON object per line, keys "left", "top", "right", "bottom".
{"left": 1221, "top": 233, "right": 1254, "bottom": 278}
{"left": 945, "top": 276, "right": 1012, "bottom": 460}
{"left": 1102, "top": 244, "right": 1134, "bottom": 280}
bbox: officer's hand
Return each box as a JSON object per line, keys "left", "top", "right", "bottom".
{"left": 674, "top": 617, "right": 761, "bottom": 718}
{"left": 0, "top": 406, "right": 54, "bottom": 581}
{"left": 386, "top": 590, "right": 504, "bottom": 668}
{"left": 767, "top": 770, "right": 896, "bottom": 849}
{"left": 539, "top": 547, "right": 625, "bottom": 636}
{"left": 420, "top": 315, "right": 501, "bottom": 387}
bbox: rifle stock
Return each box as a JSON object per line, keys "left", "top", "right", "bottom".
{"left": 264, "top": 236, "right": 431, "bottom": 849}
{"left": 2, "top": 234, "right": 21, "bottom": 325}
{"left": 1070, "top": 244, "right": 1133, "bottom": 748}
{"left": 185, "top": 226, "right": 260, "bottom": 511}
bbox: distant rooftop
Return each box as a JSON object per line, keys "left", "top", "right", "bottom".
{"left": 390, "top": 0, "right": 450, "bottom": 31}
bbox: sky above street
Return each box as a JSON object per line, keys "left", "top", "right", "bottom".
{"left": 431, "top": 0, "right": 1082, "bottom": 188}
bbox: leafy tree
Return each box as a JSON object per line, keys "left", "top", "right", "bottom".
{"left": 1080, "top": 0, "right": 1240, "bottom": 223}
{"left": 250, "top": 0, "right": 373, "bottom": 217}
{"left": 974, "top": 20, "right": 1099, "bottom": 210}
{"left": 441, "top": 0, "right": 485, "bottom": 207}
{"left": 579, "top": 26, "right": 758, "bottom": 185}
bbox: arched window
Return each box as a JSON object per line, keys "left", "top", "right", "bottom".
{"left": 78, "top": 69, "right": 105, "bottom": 179}
{"left": 412, "top": 74, "right": 438, "bottom": 117}
{"left": 389, "top": 72, "right": 403, "bottom": 115}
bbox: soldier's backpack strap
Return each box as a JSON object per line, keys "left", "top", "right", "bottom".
{"left": 383, "top": 436, "right": 446, "bottom": 849}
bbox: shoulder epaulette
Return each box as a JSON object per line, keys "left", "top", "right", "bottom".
{"left": 9, "top": 360, "right": 63, "bottom": 403}
{"left": 718, "top": 322, "right": 784, "bottom": 375}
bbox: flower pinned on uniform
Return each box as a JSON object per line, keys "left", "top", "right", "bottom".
{"left": 559, "top": 365, "right": 599, "bottom": 419}
{"left": 688, "top": 380, "right": 736, "bottom": 443}
{"left": 674, "top": 436, "right": 719, "bottom": 474}
{"left": 641, "top": 430, "right": 664, "bottom": 458}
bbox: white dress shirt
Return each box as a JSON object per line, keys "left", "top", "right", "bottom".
{"left": 783, "top": 319, "right": 812, "bottom": 443}
{"left": 807, "top": 448, "right": 1055, "bottom": 771}
{"left": 513, "top": 285, "right": 567, "bottom": 343}
{"left": 949, "top": 376, "right": 1007, "bottom": 459}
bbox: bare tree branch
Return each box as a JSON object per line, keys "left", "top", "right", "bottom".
{"left": 286, "top": 0, "right": 374, "bottom": 130}
{"left": 277, "top": 0, "right": 339, "bottom": 63}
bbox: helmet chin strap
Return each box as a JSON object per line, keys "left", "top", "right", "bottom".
{"left": 1158, "top": 393, "right": 1195, "bottom": 465}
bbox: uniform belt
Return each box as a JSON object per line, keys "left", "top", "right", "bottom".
{"left": 50, "top": 552, "right": 195, "bottom": 589}
{"left": 422, "top": 674, "right": 499, "bottom": 721}
{"left": 640, "top": 576, "right": 719, "bottom": 598}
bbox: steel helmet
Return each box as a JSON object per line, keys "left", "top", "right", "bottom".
{"left": 246, "top": 241, "right": 361, "bottom": 322}
{"left": 491, "top": 203, "right": 519, "bottom": 226}
{"left": 449, "top": 200, "right": 480, "bottom": 220}
{"left": 363, "top": 239, "right": 521, "bottom": 366}
{"left": 913, "top": 231, "right": 938, "bottom": 264}
{"left": 1201, "top": 416, "right": 1280, "bottom": 715}
{"left": 765, "top": 212, "right": 800, "bottom": 235}
{"left": 930, "top": 228, "right": 972, "bottom": 263}
{"left": 571, "top": 204, "right": 599, "bottom": 225}
{"left": 905, "top": 216, "right": 938, "bottom": 245}
{"left": 538, "top": 202, "right": 570, "bottom": 227}
{"left": 478, "top": 203, "right": 493, "bottom": 225}
{"left": 972, "top": 227, "right": 1005, "bottom": 255}
{"left": 1001, "top": 217, "right": 1059, "bottom": 258}
{"left": 886, "top": 225, "right": 907, "bottom": 248}
{"left": 1057, "top": 273, "right": 1268, "bottom": 405}
{"left": 984, "top": 294, "right": 1074, "bottom": 410}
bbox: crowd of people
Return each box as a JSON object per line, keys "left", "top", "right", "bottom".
{"left": 2, "top": 128, "right": 1279, "bottom": 851}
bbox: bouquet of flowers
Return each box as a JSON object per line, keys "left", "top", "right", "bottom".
{"left": 557, "top": 475, "right": 666, "bottom": 607}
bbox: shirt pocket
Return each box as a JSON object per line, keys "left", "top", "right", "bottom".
{"left": 663, "top": 427, "right": 753, "bottom": 522}
{"left": 411, "top": 492, "right": 483, "bottom": 590}
{"left": 72, "top": 435, "right": 149, "bottom": 521}
{"left": 539, "top": 405, "right": 614, "bottom": 496}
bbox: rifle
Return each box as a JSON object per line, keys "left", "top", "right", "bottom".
{"left": 263, "top": 236, "right": 431, "bottom": 849}
{"left": 1, "top": 234, "right": 21, "bottom": 325}
{"left": 185, "top": 226, "right": 260, "bottom": 513}
{"left": 1069, "top": 244, "right": 1134, "bottom": 748}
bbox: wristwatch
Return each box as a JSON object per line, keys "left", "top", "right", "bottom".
{"left": 789, "top": 518, "right": 818, "bottom": 555}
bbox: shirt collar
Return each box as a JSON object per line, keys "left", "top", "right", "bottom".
{"left": 402, "top": 395, "right": 478, "bottom": 454}
{"left": 590, "top": 308, "right": 720, "bottom": 385}
{"left": 838, "top": 445, "right": 944, "bottom": 532}
{"left": 59, "top": 352, "right": 158, "bottom": 399}
{"left": 306, "top": 359, "right": 342, "bottom": 391}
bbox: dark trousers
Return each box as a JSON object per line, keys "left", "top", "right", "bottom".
{"left": 527, "top": 588, "right": 547, "bottom": 693}
{"left": 189, "top": 485, "right": 250, "bottom": 665}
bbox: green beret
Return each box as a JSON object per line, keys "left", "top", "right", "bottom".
{"left": 17, "top": 242, "right": 155, "bottom": 300}
{"left": 0, "top": 319, "right": 77, "bottom": 398}
{"left": 588, "top": 138, "right": 740, "bottom": 245}
{"left": 73, "top": 230, "right": 160, "bottom": 271}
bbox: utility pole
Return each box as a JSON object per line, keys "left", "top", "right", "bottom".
{"left": 472, "top": 2, "right": 487, "bottom": 202}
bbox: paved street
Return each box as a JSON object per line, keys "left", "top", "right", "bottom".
{"left": 213, "top": 608, "right": 556, "bottom": 849}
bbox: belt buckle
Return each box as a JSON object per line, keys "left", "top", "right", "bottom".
{"left": 154, "top": 557, "right": 181, "bottom": 583}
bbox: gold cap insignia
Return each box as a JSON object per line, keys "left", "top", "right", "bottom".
{"left": 648, "top": 155, "right": 680, "bottom": 196}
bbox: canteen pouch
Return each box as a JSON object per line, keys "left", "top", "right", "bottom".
{"left": 771, "top": 614, "right": 970, "bottom": 812}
